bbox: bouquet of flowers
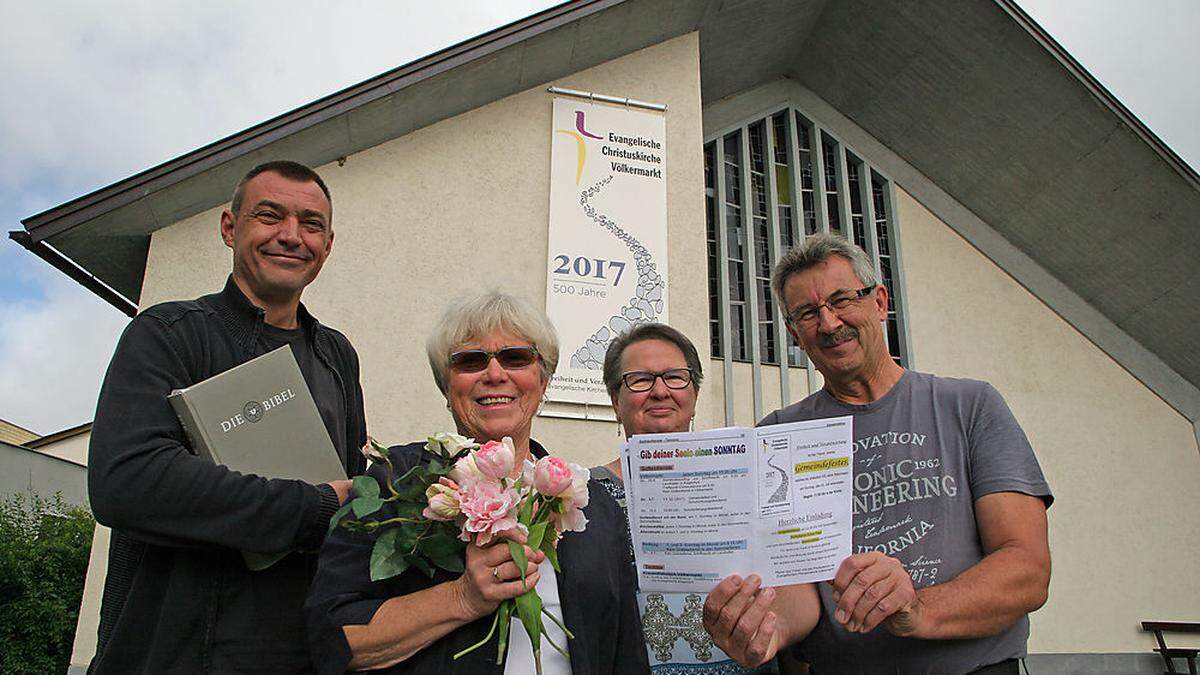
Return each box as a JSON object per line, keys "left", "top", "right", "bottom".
{"left": 330, "top": 432, "right": 590, "bottom": 673}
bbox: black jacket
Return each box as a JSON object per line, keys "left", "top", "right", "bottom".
{"left": 306, "top": 441, "right": 650, "bottom": 674}
{"left": 88, "top": 277, "right": 367, "bottom": 674}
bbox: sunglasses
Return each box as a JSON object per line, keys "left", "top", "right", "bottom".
{"left": 449, "top": 346, "right": 541, "bottom": 373}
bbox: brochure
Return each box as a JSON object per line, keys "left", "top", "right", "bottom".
{"left": 621, "top": 417, "right": 853, "bottom": 593}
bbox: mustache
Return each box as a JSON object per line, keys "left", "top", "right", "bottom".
{"left": 817, "top": 326, "right": 858, "bottom": 348}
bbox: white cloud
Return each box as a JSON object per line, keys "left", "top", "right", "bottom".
{"left": 0, "top": 0, "right": 554, "bottom": 435}
{"left": 0, "top": 264, "right": 129, "bottom": 435}
{"left": 0, "top": 1, "right": 558, "bottom": 193}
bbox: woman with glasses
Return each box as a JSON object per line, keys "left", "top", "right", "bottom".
{"left": 307, "top": 291, "right": 648, "bottom": 674}
{"left": 594, "top": 323, "right": 782, "bottom": 674}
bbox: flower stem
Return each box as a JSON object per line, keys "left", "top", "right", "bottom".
{"left": 453, "top": 606, "right": 501, "bottom": 660}
{"left": 541, "top": 626, "right": 570, "bottom": 659}
{"left": 540, "top": 606, "right": 575, "bottom": 640}
{"left": 371, "top": 516, "right": 423, "bottom": 527}
{"left": 381, "top": 455, "right": 401, "bottom": 499}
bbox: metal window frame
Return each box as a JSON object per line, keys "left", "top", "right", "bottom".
{"left": 741, "top": 124, "right": 764, "bottom": 422}
{"left": 833, "top": 138, "right": 855, "bottom": 244}
{"left": 713, "top": 138, "right": 736, "bottom": 425}
{"left": 878, "top": 171, "right": 915, "bottom": 367}
{"left": 704, "top": 103, "right": 910, "bottom": 421}
{"left": 764, "top": 112, "right": 791, "bottom": 407}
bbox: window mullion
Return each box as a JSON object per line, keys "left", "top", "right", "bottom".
{"left": 882, "top": 179, "right": 914, "bottom": 367}
{"left": 784, "top": 110, "right": 820, "bottom": 395}
{"left": 810, "top": 122, "right": 831, "bottom": 235}
{"left": 763, "top": 114, "right": 790, "bottom": 407}
{"left": 860, "top": 162, "right": 883, "bottom": 283}
{"left": 713, "top": 139, "right": 735, "bottom": 426}
{"left": 835, "top": 144, "right": 854, "bottom": 243}
{"left": 740, "top": 126, "right": 763, "bottom": 423}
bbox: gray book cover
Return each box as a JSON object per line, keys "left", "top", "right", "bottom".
{"left": 169, "top": 345, "right": 346, "bottom": 570}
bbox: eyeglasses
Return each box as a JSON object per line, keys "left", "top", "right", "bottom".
{"left": 787, "top": 286, "right": 876, "bottom": 326}
{"left": 449, "top": 346, "right": 540, "bottom": 373}
{"left": 621, "top": 368, "right": 694, "bottom": 392}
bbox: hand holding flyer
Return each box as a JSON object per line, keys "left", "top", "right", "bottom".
{"left": 620, "top": 417, "right": 854, "bottom": 592}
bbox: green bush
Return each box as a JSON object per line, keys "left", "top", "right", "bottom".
{"left": 0, "top": 493, "right": 95, "bottom": 675}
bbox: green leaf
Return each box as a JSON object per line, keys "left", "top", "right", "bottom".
{"left": 401, "top": 482, "right": 427, "bottom": 501}
{"left": 394, "top": 463, "right": 423, "bottom": 484}
{"left": 496, "top": 600, "right": 513, "bottom": 665}
{"left": 514, "top": 587, "right": 543, "bottom": 652}
{"left": 327, "top": 501, "right": 354, "bottom": 536}
{"left": 507, "top": 540, "right": 528, "bottom": 584}
{"left": 394, "top": 502, "right": 425, "bottom": 520}
{"left": 420, "top": 533, "right": 466, "bottom": 573}
{"left": 351, "top": 496, "right": 384, "bottom": 518}
{"left": 352, "top": 475, "right": 380, "bottom": 500}
{"left": 541, "top": 530, "right": 561, "bottom": 573}
{"left": 518, "top": 496, "right": 535, "bottom": 524}
{"left": 369, "top": 530, "right": 409, "bottom": 581}
{"left": 526, "top": 521, "right": 548, "bottom": 550}
{"left": 406, "top": 554, "right": 434, "bottom": 578}
{"left": 368, "top": 437, "right": 391, "bottom": 458}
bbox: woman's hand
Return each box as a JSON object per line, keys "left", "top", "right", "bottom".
{"left": 453, "top": 528, "right": 546, "bottom": 620}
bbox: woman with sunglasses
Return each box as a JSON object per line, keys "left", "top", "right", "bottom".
{"left": 594, "top": 323, "right": 784, "bottom": 674}
{"left": 306, "top": 291, "right": 648, "bottom": 674}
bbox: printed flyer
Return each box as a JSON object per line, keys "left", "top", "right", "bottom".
{"left": 621, "top": 417, "right": 854, "bottom": 593}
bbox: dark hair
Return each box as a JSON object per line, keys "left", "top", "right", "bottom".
{"left": 230, "top": 160, "right": 332, "bottom": 218}
{"left": 602, "top": 323, "right": 704, "bottom": 399}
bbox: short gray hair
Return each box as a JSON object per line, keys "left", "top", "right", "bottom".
{"left": 602, "top": 323, "right": 704, "bottom": 399}
{"left": 771, "top": 234, "right": 878, "bottom": 310}
{"left": 426, "top": 291, "right": 560, "bottom": 395}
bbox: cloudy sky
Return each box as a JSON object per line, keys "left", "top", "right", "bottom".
{"left": 1, "top": 0, "right": 1197, "bottom": 435}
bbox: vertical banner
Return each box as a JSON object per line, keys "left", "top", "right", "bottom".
{"left": 545, "top": 96, "right": 668, "bottom": 405}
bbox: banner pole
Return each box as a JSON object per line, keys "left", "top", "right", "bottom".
{"left": 547, "top": 86, "right": 667, "bottom": 112}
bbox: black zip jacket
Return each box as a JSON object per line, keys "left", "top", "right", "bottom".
{"left": 87, "top": 277, "right": 367, "bottom": 674}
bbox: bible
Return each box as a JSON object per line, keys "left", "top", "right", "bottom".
{"left": 168, "top": 345, "right": 346, "bottom": 569}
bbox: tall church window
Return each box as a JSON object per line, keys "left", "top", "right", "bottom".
{"left": 704, "top": 106, "right": 911, "bottom": 379}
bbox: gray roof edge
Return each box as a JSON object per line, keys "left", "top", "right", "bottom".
{"left": 25, "top": 422, "right": 93, "bottom": 449}
{"left": 20, "top": 0, "right": 624, "bottom": 242}
{"left": 993, "top": 0, "right": 1200, "bottom": 191}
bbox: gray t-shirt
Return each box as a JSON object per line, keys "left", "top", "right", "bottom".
{"left": 760, "top": 370, "right": 1052, "bottom": 675}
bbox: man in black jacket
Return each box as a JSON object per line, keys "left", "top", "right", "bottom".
{"left": 88, "top": 160, "right": 368, "bottom": 674}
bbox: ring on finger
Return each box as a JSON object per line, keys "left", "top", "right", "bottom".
{"left": 492, "top": 566, "right": 501, "bottom": 581}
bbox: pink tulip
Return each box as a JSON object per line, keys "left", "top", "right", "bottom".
{"left": 449, "top": 453, "right": 485, "bottom": 486}
{"left": 422, "top": 478, "right": 462, "bottom": 521}
{"left": 473, "top": 438, "right": 516, "bottom": 481}
{"left": 552, "top": 462, "right": 590, "bottom": 533}
{"left": 533, "top": 456, "right": 574, "bottom": 497}
{"left": 458, "top": 478, "right": 521, "bottom": 546}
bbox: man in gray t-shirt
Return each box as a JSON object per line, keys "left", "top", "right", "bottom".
{"left": 702, "top": 235, "right": 1052, "bottom": 675}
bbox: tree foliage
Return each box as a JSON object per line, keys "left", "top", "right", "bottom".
{"left": 0, "top": 493, "right": 95, "bottom": 675}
